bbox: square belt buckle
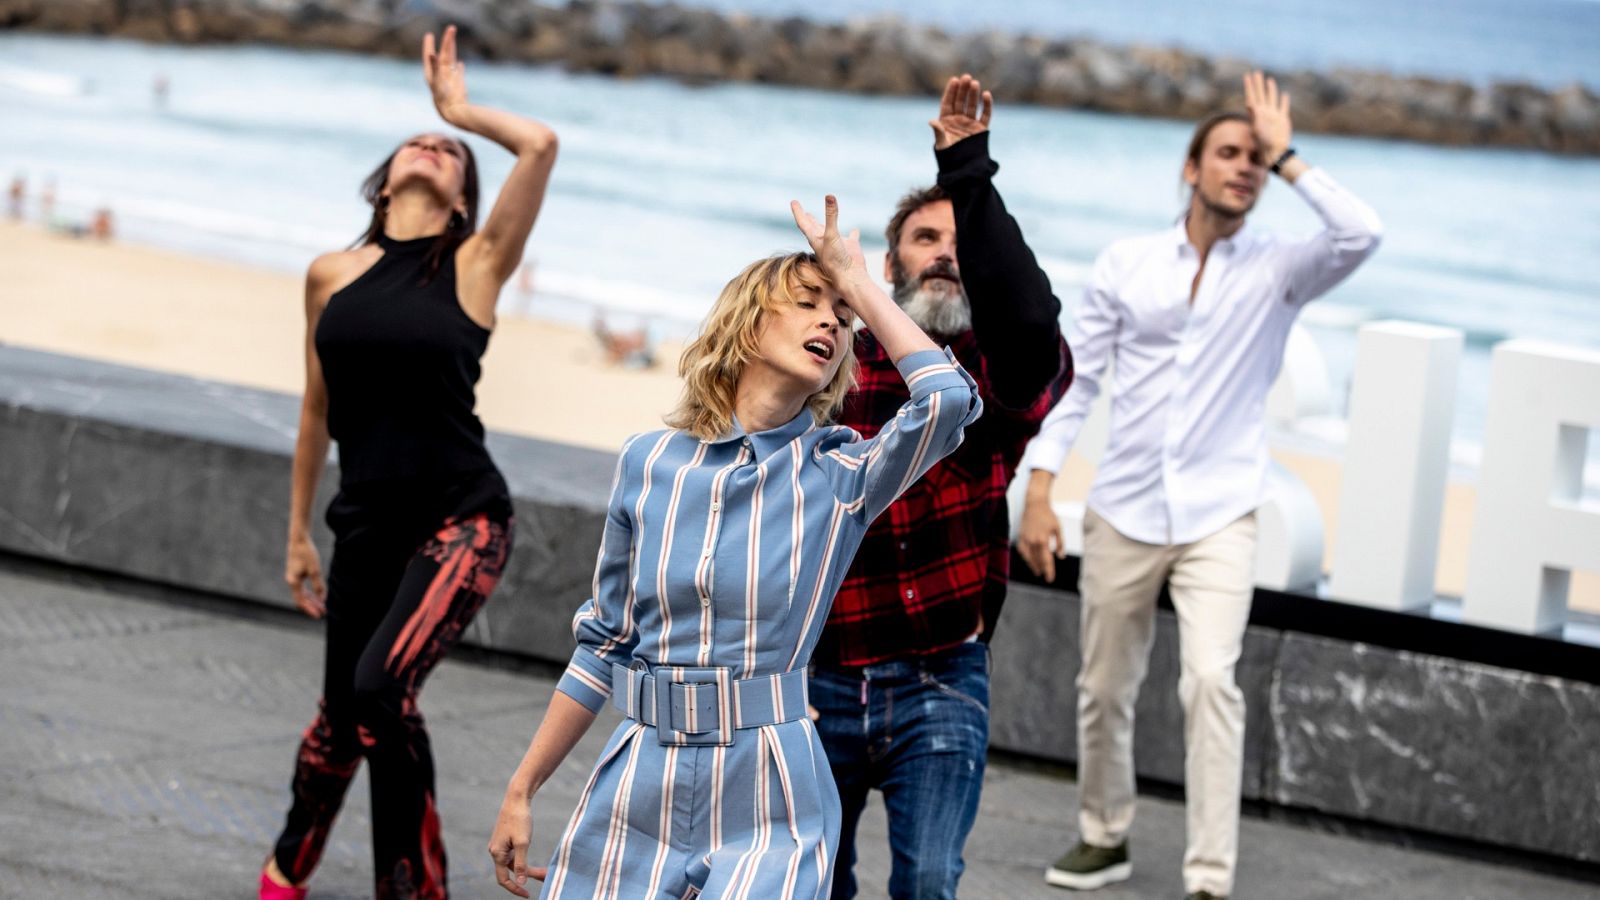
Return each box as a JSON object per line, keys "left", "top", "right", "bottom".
{"left": 652, "top": 666, "right": 734, "bottom": 746}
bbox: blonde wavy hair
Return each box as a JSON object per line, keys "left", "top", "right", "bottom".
{"left": 666, "top": 252, "right": 859, "bottom": 441}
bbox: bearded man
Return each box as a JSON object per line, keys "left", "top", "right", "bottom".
{"left": 810, "top": 74, "right": 1075, "bottom": 900}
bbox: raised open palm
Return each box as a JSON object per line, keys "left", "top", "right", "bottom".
{"left": 423, "top": 24, "right": 470, "bottom": 123}
{"left": 930, "top": 74, "right": 993, "bottom": 150}
{"left": 1243, "top": 70, "right": 1292, "bottom": 161}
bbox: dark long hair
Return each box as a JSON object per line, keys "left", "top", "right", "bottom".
{"left": 354, "top": 136, "right": 480, "bottom": 283}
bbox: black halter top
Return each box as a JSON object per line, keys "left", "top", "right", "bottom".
{"left": 314, "top": 233, "right": 510, "bottom": 525}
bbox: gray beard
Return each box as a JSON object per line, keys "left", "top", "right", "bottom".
{"left": 892, "top": 280, "right": 972, "bottom": 339}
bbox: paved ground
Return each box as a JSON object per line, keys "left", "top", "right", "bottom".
{"left": 0, "top": 559, "right": 1593, "bottom": 900}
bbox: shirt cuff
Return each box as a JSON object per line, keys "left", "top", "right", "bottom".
{"left": 1019, "top": 434, "right": 1070, "bottom": 476}
{"left": 935, "top": 131, "right": 999, "bottom": 186}
{"left": 554, "top": 646, "right": 614, "bottom": 714}
{"left": 896, "top": 347, "right": 978, "bottom": 401}
{"left": 1288, "top": 165, "right": 1335, "bottom": 202}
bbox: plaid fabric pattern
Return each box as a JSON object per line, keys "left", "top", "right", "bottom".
{"left": 815, "top": 328, "right": 1072, "bottom": 666}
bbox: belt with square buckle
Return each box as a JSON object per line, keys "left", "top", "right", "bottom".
{"left": 610, "top": 663, "right": 809, "bottom": 746}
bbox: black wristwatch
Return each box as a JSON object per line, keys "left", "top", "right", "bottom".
{"left": 1269, "top": 147, "right": 1297, "bottom": 175}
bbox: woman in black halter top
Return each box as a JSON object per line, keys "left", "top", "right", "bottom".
{"left": 262, "top": 26, "right": 557, "bottom": 900}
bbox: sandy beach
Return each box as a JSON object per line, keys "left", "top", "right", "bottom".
{"left": 0, "top": 220, "right": 687, "bottom": 452}
{"left": 1, "top": 220, "right": 1592, "bottom": 612}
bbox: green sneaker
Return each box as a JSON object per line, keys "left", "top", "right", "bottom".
{"left": 1044, "top": 840, "right": 1131, "bottom": 890}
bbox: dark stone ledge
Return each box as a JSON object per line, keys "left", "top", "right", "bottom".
{"left": 987, "top": 584, "right": 1600, "bottom": 863}
{"left": 0, "top": 344, "right": 615, "bottom": 665}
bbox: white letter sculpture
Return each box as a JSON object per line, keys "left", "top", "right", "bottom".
{"left": 1463, "top": 340, "right": 1600, "bottom": 634}
{"left": 1330, "top": 322, "right": 1462, "bottom": 610}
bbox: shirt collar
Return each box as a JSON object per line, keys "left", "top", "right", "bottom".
{"left": 706, "top": 408, "right": 816, "bottom": 456}
{"left": 1174, "top": 218, "right": 1255, "bottom": 258}
{"left": 1169, "top": 220, "right": 1191, "bottom": 254}
{"left": 1217, "top": 221, "right": 1254, "bottom": 254}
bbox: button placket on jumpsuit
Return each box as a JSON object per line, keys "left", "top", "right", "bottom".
{"left": 540, "top": 349, "right": 981, "bottom": 900}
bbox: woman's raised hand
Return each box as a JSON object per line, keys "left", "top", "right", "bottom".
{"left": 790, "top": 195, "right": 868, "bottom": 293}
{"left": 422, "top": 24, "right": 471, "bottom": 125}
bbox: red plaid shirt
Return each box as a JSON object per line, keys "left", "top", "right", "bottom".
{"left": 814, "top": 327, "right": 1072, "bottom": 666}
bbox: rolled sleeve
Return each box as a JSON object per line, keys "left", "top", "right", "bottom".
{"left": 899, "top": 347, "right": 979, "bottom": 402}
{"left": 556, "top": 643, "right": 616, "bottom": 714}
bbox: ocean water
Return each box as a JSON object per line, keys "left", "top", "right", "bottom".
{"left": 1, "top": 31, "right": 1598, "bottom": 469}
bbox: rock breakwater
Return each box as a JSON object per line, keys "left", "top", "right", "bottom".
{"left": 4, "top": 0, "right": 1597, "bottom": 154}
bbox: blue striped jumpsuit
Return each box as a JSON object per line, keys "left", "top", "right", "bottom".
{"left": 542, "top": 349, "right": 981, "bottom": 900}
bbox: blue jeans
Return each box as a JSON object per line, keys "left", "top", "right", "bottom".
{"left": 811, "top": 642, "right": 990, "bottom": 900}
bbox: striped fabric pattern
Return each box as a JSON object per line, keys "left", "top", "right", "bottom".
{"left": 543, "top": 348, "right": 980, "bottom": 899}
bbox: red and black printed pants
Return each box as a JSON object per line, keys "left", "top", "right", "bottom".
{"left": 272, "top": 512, "right": 511, "bottom": 899}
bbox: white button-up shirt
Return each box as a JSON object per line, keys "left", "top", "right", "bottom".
{"left": 1020, "top": 167, "right": 1383, "bottom": 545}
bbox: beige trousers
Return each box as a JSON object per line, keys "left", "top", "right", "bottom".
{"left": 1075, "top": 507, "right": 1257, "bottom": 897}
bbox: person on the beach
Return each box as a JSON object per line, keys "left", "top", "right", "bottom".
{"left": 39, "top": 178, "right": 56, "bottom": 226}
{"left": 6, "top": 175, "right": 22, "bottom": 220}
{"left": 515, "top": 258, "right": 536, "bottom": 297}
{"left": 811, "top": 74, "right": 1074, "bottom": 900}
{"left": 592, "top": 311, "right": 657, "bottom": 369}
{"left": 484, "top": 195, "right": 981, "bottom": 899}
{"left": 90, "top": 206, "right": 114, "bottom": 241}
{"left": 262, "top": 25, "right": 558, "bottom": 900}
{"left": 1021, "top": 72, "right": 1382, "bottom": 900}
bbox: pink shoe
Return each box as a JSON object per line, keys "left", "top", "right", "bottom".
{"left": 259, "top": 868, "right": 307, "bottom": 900}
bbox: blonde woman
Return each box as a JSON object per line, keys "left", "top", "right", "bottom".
{"left": 486, "top": 197, "right": 982, "bottom": 898}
